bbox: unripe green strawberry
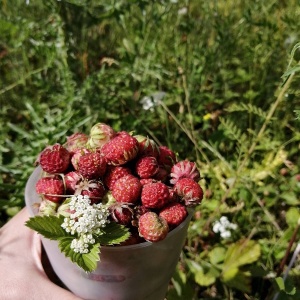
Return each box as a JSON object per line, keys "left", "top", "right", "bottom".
{"left": 87, "top": 123, "right": 116, "bottom": 149}
{"left": 138, "top": 212, "right": 169, "bottom": 242}
{"left": 64, "top": 133, "right": 89, "bottom": 155}
{"left": 56, "top": 198, "right": 73, "bottom": 218}
{"left": 38, "top": 199, "right": 59, "bottom": 216}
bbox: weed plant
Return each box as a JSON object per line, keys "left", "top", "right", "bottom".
{"left": 1, "top": 0, "right": 300, "bottom": 299}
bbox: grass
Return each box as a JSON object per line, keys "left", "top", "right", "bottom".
{"left": 1, "top": 0, "right": 300, "bottom": 299}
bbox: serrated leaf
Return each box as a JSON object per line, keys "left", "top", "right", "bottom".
{"left": 275, "top": 277, "right": 286, "bottom": 292}
{"left": 58, "top": 236, "right": 100, "bottom": 272}
{"left": 286, "top": 207, "right": 300, "bottom": 228}
{"left": 26, "top": 215, "right": 68, "bottom": 239}
{"left": 194, "top": 267, "right": 217, "bottom": 286}
{"left": 222, "top": 266, "right": 239, "bottom": 282}
{"left": 96, "top": 222, "right": 130, "bottom": 245}
{"left": 208, "top": 247, "right": 226, "bottom": 265}
{"left": 284, "top": 277, "right": 297, "bottom": 295}
{"left": 280, "top": 192, "right": 299, "bottom": 206}
{"left": 223, "top": 240, "right": 261, "bottom": 271}
{"left": 222, "top": 270, "right": 251, "bottom": 293}
{"left": 186, "top": 259, "right": 219, "bottom": 287}
{"left": 168, "top": 266, "right": 195, "bottom": 300}
{"left": 274, "top": 277, "right": 297, "bottom": 295}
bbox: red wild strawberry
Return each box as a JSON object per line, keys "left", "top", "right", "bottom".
{"left": 36, "top": 176, "right": 65, "bottom": 203}
{"left": 39, "top": 144, "right": 71, "bottom": 174}
{"left": 112, "top": 175, "right": 142, "bottom": 204}
{"left": 141, "top": 182, "right": 170, "bottom": 209}
{"left": 78, "top": 152, "right": 107, "bottom": 179}
{"left": 159, "top": 202, "right": 188, "bottom": 228}
{"left": 170, "top": 160, "right": 200, "bottom": 185}
{"left": 74, "top": 179, "right": 106, "bottom": 204}
{"left": 101, "top": 131, "right": 139, "bottom": 165}
{"left": 87, "top": 123, "right": 116, "bottom": 149}
{"left": 64, "top": 171, "right": 81, "bottom": 193}
{"left": 138, "top": 212, "right": 169, "bottom": 242}
{"left": 174, "top": 178, "right": 203, "bottom": 207}
{"left": 140, "top": 178, "right": 157, "bottom": 186}
{"left": 103, "top": 165, "right": 132, "bottom": 190}
{"left": 71, "top": 148, "right": 90, "bottom": 170}
{"left": 135, "top": 156, "right": 159, "bottom": 179}
{"left": 134, "top": 135, "right": 160, "bottom": 158}
{"left": 109, "top": 203, "right": 134, "bottom": 226}
{"left": 64, "top": 133, "right": 89, "bottom": 155}
{"left": 157, "top": 146, "right": 176, "bottom": 171}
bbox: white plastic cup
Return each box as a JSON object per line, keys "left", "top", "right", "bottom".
{"left": 25, "top": 167, "right": 193, "bottom": 300}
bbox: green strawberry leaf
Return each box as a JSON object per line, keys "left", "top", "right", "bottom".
{"left": 222, "top": 269, "right": 252, "bottom": 293}
{"left": 25, "top": 215, "right": 68, "bottom": 239}
{"left": 208, "top": 246, "right": 226, "bottom": 265}
{"left": 96, "top": 222, "right": 131, "bottom": 245}
{"left": 186, "top": 259, "right": 219, "bottom": 287}
{"left": 58, "top": 236, "right": 100, "bottom": 272}
{"left": 222, "top": 239, "right": 261, "bottom": 271}
{"left": 220, "top": 240, "right": 261, "bottom": 293}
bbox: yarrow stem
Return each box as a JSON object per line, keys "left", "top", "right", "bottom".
{"left": 61, "top": 195, "right": 110, "bottom": 253}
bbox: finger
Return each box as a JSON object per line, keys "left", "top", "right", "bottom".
{"left": 0, "top": 208, "right": 42, "bottom": 266}
{"left": 31, "top": 272, "right": 83, "bottom": 300}
{"left": 0, "top": 263, "right": 82, "bottom": 300}
{"left": 0, "top": 208, "right": 82, "bottom": 300}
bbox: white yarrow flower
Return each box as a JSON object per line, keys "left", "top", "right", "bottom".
{"left": 140, "top": 92, "right": 166, "bottom": 111}
{"left": 61, "top": 195, "right": 110, "bottom": 254}
{"left": 212, "top": 216, "right": 237, "bottom": 239}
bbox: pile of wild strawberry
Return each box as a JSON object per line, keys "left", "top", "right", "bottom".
{"left": 35, "top": 123, "right": 203, "bottom": 243}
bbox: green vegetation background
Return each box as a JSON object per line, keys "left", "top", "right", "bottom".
{"left": 1, "top": 1, "right": 300, "bottom": 299}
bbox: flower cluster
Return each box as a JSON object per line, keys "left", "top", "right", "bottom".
{"left": 212, "top": 216, "right": 237, "bottom": 239}
{"left": 61, "top": 195, "right": 110, "bottom": 253}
